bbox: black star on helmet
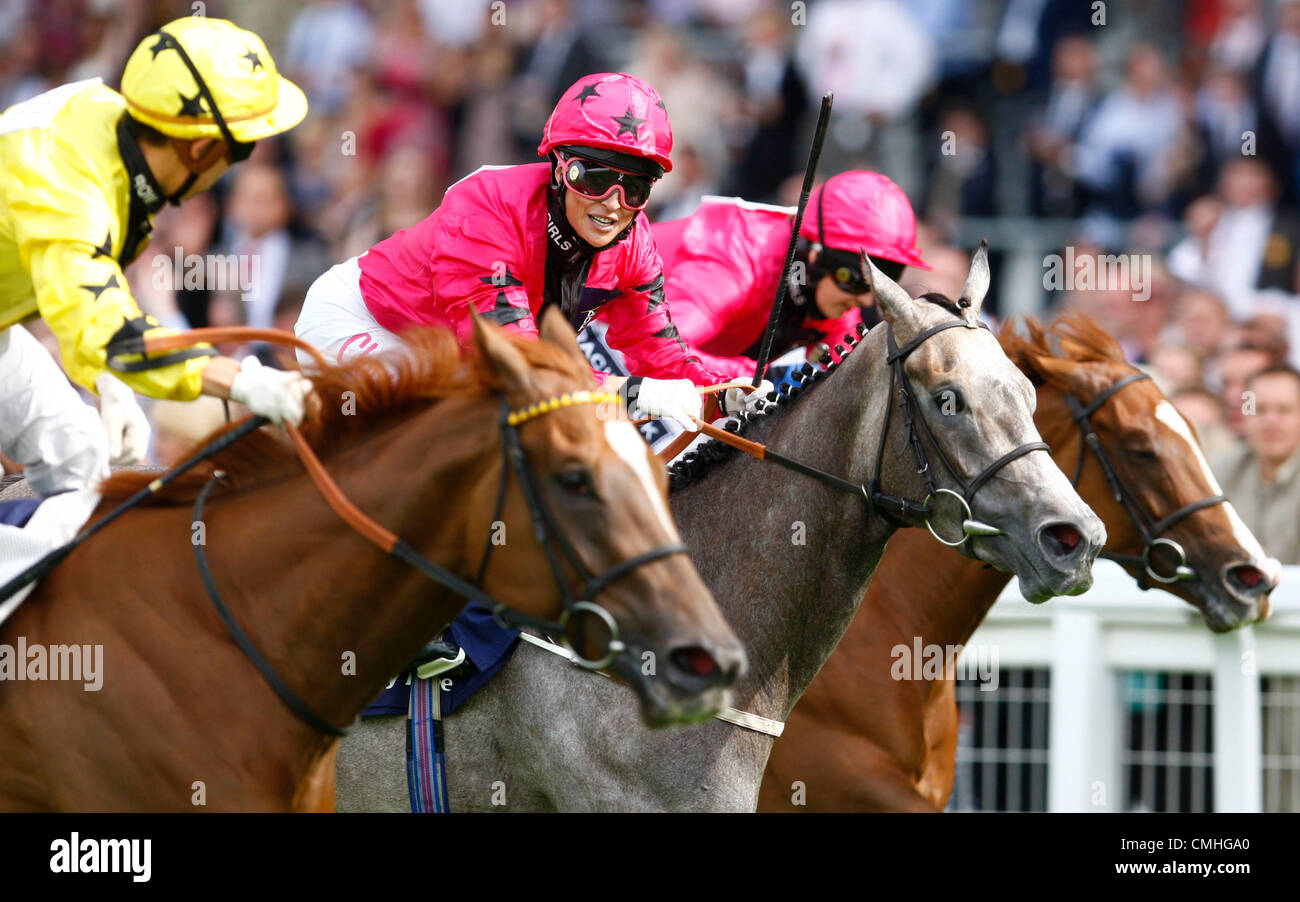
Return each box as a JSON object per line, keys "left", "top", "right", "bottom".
{"left": 80, "top": 274, "right": 121, "bottom": 301}
{"left": 148, "top": 35, "right": 171, "bottom": 59}
{"left": 242, "top": 50, "right": 263, "bottom": 72}
{"left": 612, "top": 107, "right": 645, "bottom": 139}
{"left": 177, "top": 90, "right": 206, "bottom": 118}
{"left": 478, "top": 266, "right": 523, "bottom": 288}
{"left": 575, "top": 82, "right": 601, "bottom": 105}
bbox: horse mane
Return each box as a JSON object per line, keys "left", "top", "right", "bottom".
{"left": 99, "top": 327, "right": 586, "bottom": 503}
{"left": 998, "top": 313, "right": 1130, "bottom": 392}
{"left": 669, "top": 293, "right": 962, "bottom": 491}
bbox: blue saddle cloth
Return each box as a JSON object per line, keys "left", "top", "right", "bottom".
{"left": 363, "top": 602, "right": 522, "bottom": 717}
{"left": 0, "top": 497, "right": 42, "bottom": 528}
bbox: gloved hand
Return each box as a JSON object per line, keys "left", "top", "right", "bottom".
{"left": 628, "top": 377, "right": 702, "bottom": 432}
{"left": 95, "top": 371, "right": 151, "bottom": 465}
{"left": 722, "top": 379, "right": 775, "bottom": 416}
{"left": 229, "top": 356, "right": 313, "bottom": 426}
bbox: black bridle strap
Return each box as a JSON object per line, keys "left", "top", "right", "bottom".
{"left": 1065, "top": 369, "right": 1227, "bottom": 582}
{"left": 493, "top": 397, "right": 688, "bottom": 620}
{"left": 885, "top": 321, "right": 1050, "bottom": 511}
{"left": 964, "top": 441, "right": 1052, "bottom": 501}
{"left": 1150, "top": 493, "right": 1228, "bottom": 538}
{"left": 193, "top": 474, "right": 345, "bottom": 737}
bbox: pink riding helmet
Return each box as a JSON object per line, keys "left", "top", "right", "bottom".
{"left": 538, "top": 73, "right": 673, "bottom": 177}
{"left": 800, "top": 171, "right": 930, "bottom": 270}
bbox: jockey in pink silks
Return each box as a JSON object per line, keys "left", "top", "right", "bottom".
{"left": 651, "top": 170, "right": 931, "bottom": 378}
{"left": 294, "top": 72, "right": 771, "bottom": 430}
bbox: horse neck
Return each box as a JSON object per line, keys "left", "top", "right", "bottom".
{"left": 214, "top": 397, "right": 499, "bottom": 727}
{"left": 670, "top": 327, "right": 901, "bottom": 721}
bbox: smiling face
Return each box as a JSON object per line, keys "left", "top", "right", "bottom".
{"left": 556, "top": 159, "right": 638, "bottom": 247}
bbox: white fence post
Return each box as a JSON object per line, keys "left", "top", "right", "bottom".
{"left": 1048, "top": 604, "right": 1119, "bottom": 811}
{"left": 1213, "top": 628, "right": 1262, "bottom": 812}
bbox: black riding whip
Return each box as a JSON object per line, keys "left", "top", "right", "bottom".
{"left": 752, "top": 91, "right": 834, "bottom": 387}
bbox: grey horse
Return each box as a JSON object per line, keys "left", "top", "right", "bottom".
{"left": 336, "top": 247, "right": 1107, "bottom": 811}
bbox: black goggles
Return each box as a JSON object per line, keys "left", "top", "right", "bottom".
{"left": 820, "top": 249, "right": 905, "bottom": 295}
{"left": 559, "top": 154, "right": 655, "bottom": 210}
{"left": 153, "top": 29, "right": 256, "bottom": 164}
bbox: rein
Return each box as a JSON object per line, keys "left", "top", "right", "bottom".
{"left": 672, "top": 320, "right": 1050, "bottom": 547}
{"left": 15, "top": 326, "right": 688, "bottom": 736}
{"left": 1064, "top": 370, "right": 1226, "bottom": 587}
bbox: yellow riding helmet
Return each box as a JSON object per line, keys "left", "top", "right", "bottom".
{"left": 120, "top": 16, "right": 307, "bottom": 145}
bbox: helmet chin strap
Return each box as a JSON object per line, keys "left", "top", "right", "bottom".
{"left": 165, "top": 137, "right": 226, "bottom": 205}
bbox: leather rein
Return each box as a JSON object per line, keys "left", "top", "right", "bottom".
{"left": 145, "top": 328, "right": 688, "bottom": 736}
{"left": 670, "top": 319, "right": 1050, "bottom": 548}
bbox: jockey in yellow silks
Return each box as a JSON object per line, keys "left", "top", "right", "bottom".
{"left": 0, "top": 17, "right": 310, "bottom": 610}
{"left": 0, "top": 16, "right": 310, "bottom": 497}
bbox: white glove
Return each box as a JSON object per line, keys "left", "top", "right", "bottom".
{"left": 722, "top": 379, "right": 775, "bottom": 416}
{"left": 629, "top": 377, "right": 702, "bottom": 432}
{"left": 95, "top": 372, "right": 151, "bottom": 466}
{"left": 229, "top": 356, "right": 313, "bottom": 426}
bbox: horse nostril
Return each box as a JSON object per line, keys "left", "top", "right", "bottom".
{"left": 1227, "top": 563, "right": 1270, "bottom": 595}
{"left": 1041, "top": 523, "right": 1081, "bottom": 556}
{"left": 671, "top": 646, "right": 719, "bottom": 680}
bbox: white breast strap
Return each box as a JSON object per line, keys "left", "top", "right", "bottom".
{"left": 516, "top": 631, "right": 784, "bottom": 737}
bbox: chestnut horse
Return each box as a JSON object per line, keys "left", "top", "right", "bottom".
{"left": 757, "top": 315, "right": 1279, "bottom": 812}
{"left": 0, "top": 310, "right": 744, "bottom": 811}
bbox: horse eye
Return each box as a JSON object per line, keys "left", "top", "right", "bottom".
{"left": 1125, "top": 447, "right": 1158, "bottom": 464}
{"left": 934, "top": 388, "right": 965, "bottom": 415}
{"left": 555, "top": 470, "right": 596, "bottom": 497}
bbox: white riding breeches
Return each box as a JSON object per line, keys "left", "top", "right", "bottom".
{"left": 294, "top": 255, "right": 405, "bottom": 370}
{"left": 0, "top": 322, "right": 108, "bottom": 622}
{"left": 0, "top": 323, "right": 108, "bottom": 497}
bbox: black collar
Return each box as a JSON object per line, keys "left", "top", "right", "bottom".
{"left": 114, "top": 115, "right": 167, "bottom": 265}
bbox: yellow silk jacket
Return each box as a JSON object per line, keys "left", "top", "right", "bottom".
{"left": 0, "top": 78, "right": 210, "bottom": 399}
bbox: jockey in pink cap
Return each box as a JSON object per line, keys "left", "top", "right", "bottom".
{"left": 652, "top": 171, "right": 930, "bottom": 377}
{"left": 295, "top": 73, "right": 768, "bottom": 430}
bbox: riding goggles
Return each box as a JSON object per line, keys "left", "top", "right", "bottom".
{"left": 559, "top": 154, "right": 655, "bottom": 210}
{"left": 820, "top": 248, "right": 905, "bottom": 296}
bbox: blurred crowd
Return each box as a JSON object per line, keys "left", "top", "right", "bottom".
{"left": 3, "top": 0, "right": 1300, "bottom": 559}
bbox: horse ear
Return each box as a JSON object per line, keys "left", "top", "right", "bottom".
{"left": 958, "top": 238, "right": 991, "bottom": 318}
{"left": 472, "top": 313, "right": 534, "bottom": 397}
{"left": 538, "top": 305, "right": 596, "bottom": 386}
{"left": 860, "top": 249, "right": 924, "bottom": 336}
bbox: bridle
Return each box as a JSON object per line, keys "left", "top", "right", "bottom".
{"left": 189, "top": 388, "right": 687, "bottom": 736}
{"left": 695, "top": 318, "right": 1050, "bottom": 547}
{"left": 1064, "top": 370, "right": 1226, "bottom": 587}
{"left": 872, "top": 321, "right": 1050, "bottom": 545}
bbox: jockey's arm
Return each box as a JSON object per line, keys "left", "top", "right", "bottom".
{"left": 26, "top": 239, "right": 309, "bottom": 425}
{"left": 25, "top": 237, "right": 210, "bottom": 401}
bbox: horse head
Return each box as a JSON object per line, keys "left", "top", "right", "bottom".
{"left": 1004, "top": 315, "right": 1279, "bottom": 631}
{"left": 469, "top": 307, "right": 746, "bottom": 725}
{"left": 861, "top": 241, "right": 1106, "bottom": 602}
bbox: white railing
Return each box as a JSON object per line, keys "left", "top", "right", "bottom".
{"left": 960, "top": 562, "right": 1300, "bottom": 812}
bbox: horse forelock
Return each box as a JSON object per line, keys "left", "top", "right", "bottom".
{"left": 100, "top": 327, "right": 587, "bottom": 503}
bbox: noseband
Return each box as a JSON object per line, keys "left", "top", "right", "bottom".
{"left": 191, "top": 389, "right": 687, "bottom": 736}
{"left": 1064, "top": 371, "right": 1226, "bottom": 587}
